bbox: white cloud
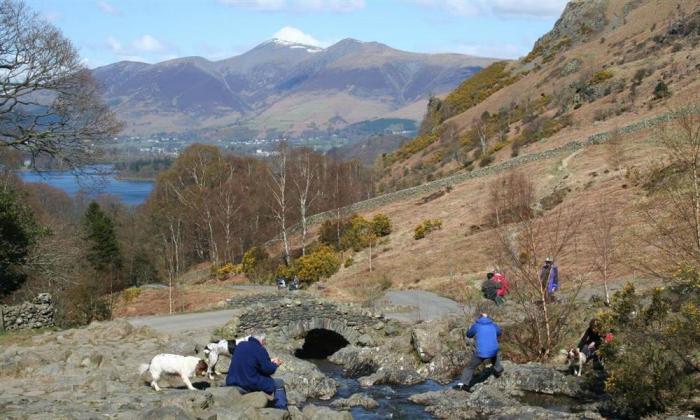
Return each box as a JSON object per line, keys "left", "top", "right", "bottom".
{"left": 97, "top": 0, "right": 121, "bottom": 16}
{"left": 106, "top": 36, "right": 123, "bottom": 53}
{"left": 273, "top": 26, "right": 329, "bottom": 47}
{"left": 104, "top": 35, "right": 174, "bottom": 63}
{"left": 133, "top": 35, "right": 165, "bottom": 53}
{"left": 408, "top": 0, "right": 567, "bottom": 18}
{"left": 218, "top": 0, "right": 365, "bottom": 12}
{"left": 449, "top": 42, "right": 527, "bottom": 59}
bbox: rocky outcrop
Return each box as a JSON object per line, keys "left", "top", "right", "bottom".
{"left": 410, "top": 361, "right": 603, "bottom": 419}
{"left": 411, "top": 322, "right": 443, "bottom": 362}
{"left": 0, "top": 320, "right": 352, "bottom": 419}
{"left": 273, "top": 355, "right": 336, "bottom": 404}
{"left": 0, "top": 293, "right": 55, "bottom": 331}
{"left": 330, "top": 392, "right": 378, "bottom": 410}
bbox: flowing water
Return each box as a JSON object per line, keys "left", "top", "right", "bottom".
{"left": 308, "top": 359, "right": 444, "bottom": 419}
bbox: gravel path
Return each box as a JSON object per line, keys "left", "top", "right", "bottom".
{"left": 128, "top": 309, "right": 238, "bottom": 334}
{"left": 129, "top": 288, "right": 467, "bottom": 333}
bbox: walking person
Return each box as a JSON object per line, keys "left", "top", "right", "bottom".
{"left": 453, "top": 313, "right": 504, "bottom": 391}
{"left": 539, "top": 257, "right": 559, "bottom": 303}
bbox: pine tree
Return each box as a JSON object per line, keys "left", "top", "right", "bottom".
{"left": 0, "top": 188, "right": 42, "bottom": 296}
{"left": 82, "top": 202, "right": 121, "bottom": 273}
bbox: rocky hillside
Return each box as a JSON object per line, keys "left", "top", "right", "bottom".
{"left": 93, "top": 39, "right": 495, "bottom": 136}
{"left": 378, "top": 0, "right": 700, "bottom": 190}
{"left": 262, "top": 0, "right": 700, "bottom": 306}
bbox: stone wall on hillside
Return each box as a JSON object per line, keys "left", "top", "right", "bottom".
{"left": 0, "top": 293, "right": 55, "bottom": 332}
{"left": 286, "top": 108, "right": 696, "bottom": 234}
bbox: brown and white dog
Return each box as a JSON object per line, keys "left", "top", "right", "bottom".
{"left": 566, "top": 348, "right": 587, "bottom": 376}
{"left": 139, "top": 354, "right": 208, "bottom": 391}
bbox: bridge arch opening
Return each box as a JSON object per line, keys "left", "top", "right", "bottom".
{"left": 294, "top": 328, "right": 349, "bottom": 359}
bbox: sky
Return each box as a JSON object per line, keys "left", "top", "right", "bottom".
{"left": 26, "top": 0, "right": 569, "bottom": 68}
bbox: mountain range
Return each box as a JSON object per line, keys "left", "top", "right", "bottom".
{"left": 92, "top": 38, "right": 496, "bottom": 137}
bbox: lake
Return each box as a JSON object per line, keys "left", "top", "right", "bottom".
{"left": 18, "top": 166, "right": 154, "bottom": 206}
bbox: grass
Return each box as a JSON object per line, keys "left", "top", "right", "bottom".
{"left": 0, "top": 327, "right": 59, "bottom": 346}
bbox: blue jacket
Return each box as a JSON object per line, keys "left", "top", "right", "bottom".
{"left": 225, "top": 337, "right": 277, "bottom": 394}
{"left": 467, "top": 316, "right": 501, "bottom": 358}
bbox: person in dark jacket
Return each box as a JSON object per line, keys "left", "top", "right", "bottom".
{"left": 226, "top": 334, "right": 287, "bottom": 409}
{"left": 454, "top": 313, "right": 504, "bottom": 391}
{"left": 481, "top": 271, "right": 503, "bottom": 305}
{"left": 577, "top": 319, "right": 603, "bottom": 359}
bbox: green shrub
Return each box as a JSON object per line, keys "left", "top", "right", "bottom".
{"left": 443, "top": 61, "right": 517, "bottom": 118}
{"left": 274, "top": 263, "right": 296, "bottom": 280}
{"left": 241, "top": 246, "right": 268, "bottom": 275}
{"left": 591, "top": 69, "right": 614, "bottom": 84}
{"left": 653, "top": 81, "right": 670, "bottom": 99}
{"left": 215, "top": 262, "right": 241, "bottom": 279}
{"left": 596, "top": 268, "right": 700, "bottom": 418}
{"left": 121, "top": 287, "right": 141, "bottom": 303}
{"left": 371, "top": 213, "right": 392, "bottom": 237}
{"left": 340, "top": 215, "right": 372, "bottom": 252}
{"left": 294, "top": 246, "right": 341, "bottom": 284}
{"left": 414, "top": 219, "right": 443, "bottom": 240}
{"left": 344, "top": 257, "right": 354, "bottom": 268}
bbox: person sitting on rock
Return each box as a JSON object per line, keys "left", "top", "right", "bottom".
{"left": 577, "top": 318, "right": 605, "bottom": 361}
{"left": 493, "top": 271, "right": 510, "bottom": 303}
{"left": 454, "top": 313, "right": 504, "bottom": 392}
{"left": 481, "top": 270, "right": 503, "bottom": 305}
{"left": 225, "top": 333, "right": 287, "bottom": 409}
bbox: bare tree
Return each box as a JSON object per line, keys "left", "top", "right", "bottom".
{"left": 489, "top": 170, "right": 535, "bottom": 227}
{"left": 473, "top": 117, "right": 488, "bottom": 156}
{"left": 632, "top": 110, "right": 700, "bottom": 276}
{"left": 493, "top": 171, "right": 584, "bottom": 360}
{"left": 0, "top": 0, "right": 121, "bottom": 168}
{"left": 268, "top": 143, "right": 291, "bottom": 265}
{"left": 291, "top": 148, "right": 321, "bottom": 256}
{"left": 605, "top": 128, "right": 625, "bottom": 175}
{"left": 588, "top": 199, "right": 619, "bottom": 305}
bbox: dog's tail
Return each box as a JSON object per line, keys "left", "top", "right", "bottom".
{"left": 138, "top": 363, "right": 150, "bottom": 376}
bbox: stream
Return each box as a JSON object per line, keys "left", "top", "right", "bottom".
{"left": 308, "top": 359, "right": 444, "bottom": 419}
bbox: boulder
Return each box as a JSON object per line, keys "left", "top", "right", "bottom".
{"left": 141, "top": 406, "right": 195, "bottom": 420}
{"left": 411, "top": 323, "right": 442, "bottom": 362}
{"left": 301, "top": 405, "right": 352, "bottom": 420}
{"left": 330, "top": 393, "right": 378, "bottom": 410}
{"left": 493, "top": 361, "right": 585, "bottom": 397}
{"left": 419, "top": 349, "right": 470, "bottom": 383}
{"left": 274, "top": 356, "right": 336, "bottom": 403}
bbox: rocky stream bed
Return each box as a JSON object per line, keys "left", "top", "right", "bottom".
{"left": 0, "top": 295, "right": 610, "bottom": 419}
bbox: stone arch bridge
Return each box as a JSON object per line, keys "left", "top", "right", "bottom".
{"left": 222, "top": 293, "right": 387, "bottom": 345}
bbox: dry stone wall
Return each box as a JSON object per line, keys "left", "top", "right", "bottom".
{"left": 0, "top": 293, "right": 55, "bottom": 332}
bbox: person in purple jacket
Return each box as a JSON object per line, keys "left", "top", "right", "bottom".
{"left": 540, "top": 256, "right": 559, "bottom": 303}
{"left": 453, "top": 313, "right": 504, "bottom": 391}
{"left": 226, "top": 333, "right": 288, "bottom": 409}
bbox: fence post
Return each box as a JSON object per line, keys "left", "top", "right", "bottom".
{"left": 0, "top": 306, "right": 5, "bottom": 333}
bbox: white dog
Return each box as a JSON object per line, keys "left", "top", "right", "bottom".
{"left": 139, "top": 354, "right": 208, "bottom": 391}
{"left": 201, "top": 336, "right": 250, "bottom": 379}
{"left": 566, "top": 348, "right": 587, "bottom": 377}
